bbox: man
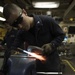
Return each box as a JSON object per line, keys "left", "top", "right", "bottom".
{"left": 3, "top": 3, "right": 65, "bottom": 73}
{"left": 0, "top": 23, "right": 18, "bottom": 75}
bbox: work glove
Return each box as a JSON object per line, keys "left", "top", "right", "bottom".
{"left": 41, "top": 43, "right": 53, "bottom": 55}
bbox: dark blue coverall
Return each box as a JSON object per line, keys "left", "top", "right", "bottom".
{"left": 12, "top": 14, "right": 65, "bottom": 72}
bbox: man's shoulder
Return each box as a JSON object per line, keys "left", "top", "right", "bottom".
{"left": 37, "top": 15, "right": 53, "bottom": 22}
{"left": 38, "top": 15, "right": 52, "bottom": 19}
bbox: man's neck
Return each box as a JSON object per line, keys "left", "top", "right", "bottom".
{"left": 30, "top": 17, "right": 34, "bottom": 28}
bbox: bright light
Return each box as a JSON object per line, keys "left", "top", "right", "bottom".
{"left": 46, "top": 11, "right": 52, "bottom": 15}
{"left": 32, "top": 2, "right": 59, "bottom": 8}
{"left": 0, "top": 6, "right": 3, "bottom": 13}
{"left": 70, "top": 18, "right": 73, "bottom": 21}
{"left": 0, "top": 17, "right": 6, "bottom": 21}
{"left": 23, "top": 50, "right": 46, "bottom": 61}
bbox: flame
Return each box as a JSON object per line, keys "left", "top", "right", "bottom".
{"left": 29, "top": 52, "right": 46, "bottom": 61}
{"left": 23, "top": 50, "right": 46, "bottom": 61}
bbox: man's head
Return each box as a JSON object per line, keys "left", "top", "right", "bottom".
{"left": 3, "top": 3, "right": 33, "bottom": 31}
{"left": 3, "top": 3, "right": 22, "bottom": 25}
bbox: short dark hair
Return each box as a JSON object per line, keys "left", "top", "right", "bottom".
{"left": 3, "top": 3, "right": 22, "bottom": 20}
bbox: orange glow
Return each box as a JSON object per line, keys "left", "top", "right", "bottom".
{"left": 29, "top": 52, "right": 46, "bottom": 61}
{"left": 17, "top": 48, "right": 46, "bottom": 61}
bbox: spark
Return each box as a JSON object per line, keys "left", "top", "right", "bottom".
{"left": 23, "top": 50, "right": 46, "bottom": 61}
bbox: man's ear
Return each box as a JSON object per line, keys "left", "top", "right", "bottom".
{"left": 22, "top": 9, "right": 27, "bottom": 15}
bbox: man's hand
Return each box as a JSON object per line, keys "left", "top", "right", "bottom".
{"left": 41, "top": 43, "right": 52, "bottom": 55}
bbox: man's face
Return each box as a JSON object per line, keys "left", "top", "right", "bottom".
{"left": 6, "top": 11, "right": 30, "bottom": 31}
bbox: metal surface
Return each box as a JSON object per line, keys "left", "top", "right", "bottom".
{"left": 7, "top": 54, "right": 36, "bottom": 75}
{"left": 17, "top": 47, "right": 45, "bottom": 61}
{"left": 18, "top": 46, "right": 43, "bottom": 55}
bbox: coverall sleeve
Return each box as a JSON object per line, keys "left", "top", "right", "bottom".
{"left": 11, "top": 30, "right": 24, "bottom": 50}
{"left": 46, "top": 16, "right": 65, "bottom": 48}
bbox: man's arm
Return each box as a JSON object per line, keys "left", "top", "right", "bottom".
{"left": 11, "top": 30, "right": 24, "bottom": 50}
{"left": 48, "top": 17, "right": 65, "bottom": 48}
{"left": 42, "top": 16, "right": 65, "bottom": 54}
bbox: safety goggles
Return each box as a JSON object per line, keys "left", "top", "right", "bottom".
{"left": 10, "top": 13, "right": 23, "bottom": 27}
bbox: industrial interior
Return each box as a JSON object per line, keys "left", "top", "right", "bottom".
{"left": 0, "top": 0, "right": 75, "bottom": 75}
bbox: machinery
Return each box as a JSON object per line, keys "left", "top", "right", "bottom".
{"left": 7, "top": 46, "right": 44, "bottom": 75}
{"left": 7, "top": 54, "right": 36, "bottom": 75}
{"left": 1, "top": 46, "right": 64, "bottom": 75}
